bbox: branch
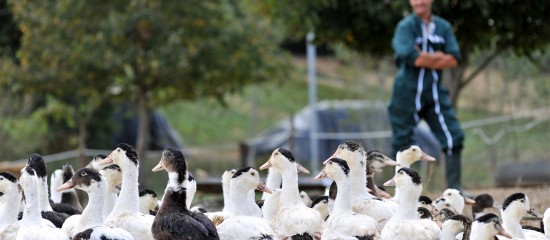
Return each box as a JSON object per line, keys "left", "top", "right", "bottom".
{"left": 460, "top": 47, "right": 505, "bottom": 88}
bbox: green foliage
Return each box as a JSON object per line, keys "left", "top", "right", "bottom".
{"left": 0, "top": 0, "right": 290, "bottom": 157}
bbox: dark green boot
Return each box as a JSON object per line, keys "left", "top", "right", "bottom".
{"left": 445, "top": 152, "right": 462, "bottom": 191}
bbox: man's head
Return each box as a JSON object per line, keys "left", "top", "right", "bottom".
{"left": 409, "top": 0, "right": 433, "bottom": 18}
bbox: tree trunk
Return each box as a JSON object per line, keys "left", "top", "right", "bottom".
{"left": 77, "top": 117, "right": 88, "bottom": 168}
{"left": 135, "top": 90, "right": 151, "bottom": 188}
{"left": 446, "top": 51, "right": 469, "bottom": 109}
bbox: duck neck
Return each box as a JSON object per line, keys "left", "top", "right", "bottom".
{"left": 440, "top": 222, "right": 462, "bottom": 240}
{"left": 103, "top": 190, "right": 117, "bottom": 219}
{"left": 279, "top": 164, "right": 303, "bottom": 205}
{"left": 366, "top": 171, "right": 378, "bottom": 197}
{"left": 111, "top": 162, "right": 140, "bottom": 215}
{"left": 79, "top": 183, "right": 106, "bottom": 230}
{"left": 158, "top": 188, "right": 188, "bottom": 214}
{"left": 501, "top": 208, "right": 525, "bottom": 238}
{"left": 262, "top": 191, "right": 280, "bottom": 222}
{"left": 0, "top": 188, "right": 21, "bottom": 228}
{"left": 470, "top": 224, "right": 496, "bottom": 240}
{"left": 38, "top": 177, "right": 53, "bottom": 212}
{"left": 61, "top": 189, "right": 82, "bottom": 210}
{"left": 230, "top": 184, "right": 256, "bottom": 216}
{"left": 332, "top": 175, "right": 353, "bottom": 215}
{"left": 349, "top": 162, "right": 374, "bottom": 199}
{"left": 262, "top": 168, "right": 281, "bottom": 200}
{"left": 395, "top": 185, "right": 422, "bottom": 219}
{"left": 22, "top": 182, "right": 42, "bottom": 224}
{"left": 221, "top": 179, "right": 232, "bottom": 212}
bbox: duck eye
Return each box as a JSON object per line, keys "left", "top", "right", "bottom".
{"left": 520, "top": 199, "right": 524, "bottom": 203}
{"left": 81, "top": 172, "right": 88, "bottom": 176}
{"left": 447, "top": 193, "right": 452, "bottom": 196}
{"left": 117, "top": 149, "right": 121, "bottom": 152}
{"left": 446, "top": 204, "right": 450, "bottom": 207}
{"left": 251, "top": 172, "right": 255, "bottom": 176}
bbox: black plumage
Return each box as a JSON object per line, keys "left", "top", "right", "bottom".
{"left": 17, "top": 210, "right": 70, "bottom": 228}
{"left": 152, "top": 188, "right": 219, "bottom": 240}
{"left": 502, "top": 193, "right": 526, "bottom": 211}
{"left": 290, "top": 233, "right": 314, "bottom": 240}
{"left": 52, "top": 163, "right": 84, "bottom": 215}
{"left": 398, "top": 167, "right": 421, "bottom": 185}
{"left": 277, "top": 148, "right": 295, "bottom": 162}
{"left": 116, "top": 143, "right": 139, "bottom": 166}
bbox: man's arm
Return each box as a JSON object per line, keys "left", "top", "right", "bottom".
{"left": 414, "top": 51, "right": 458, "bottom": 69}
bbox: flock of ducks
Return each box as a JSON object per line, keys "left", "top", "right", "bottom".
{"left": 0, "top": 141, "right": 549, "bottom": 239}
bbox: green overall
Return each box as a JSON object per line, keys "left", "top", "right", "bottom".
{"left": 389, "top": 14, "right": 464, "bottom": 190}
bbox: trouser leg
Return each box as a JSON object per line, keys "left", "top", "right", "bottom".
{"left": 445, "top": 151, "right": 462, "bottom": 191}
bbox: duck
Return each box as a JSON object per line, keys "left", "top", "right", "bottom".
{"left": 390, "top": 145, "right": 435, "bottom": 207}
{"left": 50, "top": 169, "right": 64, "bottom": 204}
{"left": 204, "top": 169, "right": 237, "bottom": 222}
{"left": 472, "top": 193, "right": 500, "bottom": 219}
{"left": 314, "top": 157, "right": 379, "bottom": 240}
{"left": 544, "top": 208, "right": 549, "bottom": 237}
{"left": 380, "top": 167, "right": 440, "bottom": 240}
{"left": 99, "top": 163, "right": 122, "bottom": 219}
{"left": 139, "top": 189, "right": 159, "bottom": 215}
{"left": 25, "top": 153, "right": 70, "bottom": 228}
{"left": 470, "top": 213, "right": 512, "bottom": 240}
{"left": 151, "top": 147, "right": 219, "bottom": 240}
{"left": 0, "top": 172, "right": 21, "bottom": 230}
{"left": 97, "top": 143, "right": 155, "bottom": 240}
{"left": 260, "top": 148, "right": 323, "bottom": 239}
{"left": 434, "top": 197, "right": 458, "bottom": 214}
{"left": 310, "top": 195, "right": 330, "bottom": 221}
{"left": 325, "top": 141, "right": 396, "bottom": 230}
{"left": 418, "top": 195, "right": 436, "bottom": 215}
{"left": 439, "top": 214, "right": 470, "bottom": 240}
{"left": 16, "top": 166, "right": 69, "bottom": 239}
{"left": 300, "top": 191, "right": 313, "bottom": 207}
{"left": 365, "top": 149, "right": 399, "bottom": 198}
{"left": 261, "top": 188, "right": 281, "bottom": 224}
{"left": 417, "top": 207, "right": 433, "bottom": 220}
{"left": 51, "top": 163, "right": 84, "bottom": 215}
{"left": 57, "top": 168, "right": 133, "bottom": 239}
{"left": 435, "top": 188, "right": 475, "bottom": 215}
{"left": 500, "top": 192, "right": 548, "bottom": 239}
{"left": 87, "top": 154, "right": 108, "bottom": 171}
{"left": 261, "top": 168, "right": 282, "bottom": 200}
{"left": 216, "top": 167, "right": 276, "bottom": 240}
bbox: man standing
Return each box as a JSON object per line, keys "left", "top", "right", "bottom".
{"left": 389, "top": 0, "right": 465, "bottom": 191}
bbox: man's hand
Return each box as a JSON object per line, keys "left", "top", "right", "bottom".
{"left": 414, "top": 50, "right": 457, "bottom": 69}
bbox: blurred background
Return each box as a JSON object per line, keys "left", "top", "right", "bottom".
{"left": 1, "top": 0, "right": 550, "bottom": 203}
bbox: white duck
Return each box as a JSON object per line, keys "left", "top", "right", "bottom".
{"left": 50, "top": 169, "right": 64, "bottom": 204}
{"left": 99, "top": 164, "right": 122, "bottom": 219}
{"left": 380, "top": 167, "right": 440, "bottom": 240}
{"left": 216, "top": 167, "right": 276, "bottom": 240}
{"left": 57, "top": 168, "right": 133, "bottom": 239}
{"left": 260, "top": 148, "right": 323, "bottom": 239}
{"left": 439, "top": 214, "right": 470, "bottom": 240}
{"left": 310, "top": 196, "right": 330, "bottom": 221}
{"left": 151, "top": 147, "right": 219, "bottom": 240}
{"left": 314, "top": 157, "right": 379, "bottom": 240}
{"left": 139, "top": 189, "right": 159, "bottom": 215}
{"left": 204, "top": 168, "right": 237, "bottom": 222}
{"left": 391, "top": 145, "right": 435, "bottom": 206}
{"left": 97, "top": 143, "right": 155, "bottom": 240}
{"left": 434, "top": 188, "right": 475, "bottom": 214}
{"left": 544, "top": 208, "right": 549, "bottom": 237}
{"left": 261, "top": 188, "right": 281, "bottom": 223}
{"left": 26, "top": 154, "right": 70, "bottom": 228}
{"left": 16, "top": 166, "right": 69, "bottom": 240}
{"left": 0, "top": 172, "right": 21, "bottom": 230}
{"left": 325, "top": 141, "right": 396, "bottom": 230}
{"left": 470, "top": 213, "right": 513, "bottom": 240}
{"left": 500, "top": 192, "right": 548, "bottom": 239}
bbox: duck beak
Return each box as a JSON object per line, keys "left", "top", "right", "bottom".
{"left": 296, "top": 163, "right": 310, "bottom": 174}
{"left": 313, "top": 170, "right": 328, "bottom": 180}
{"left": 259, "top": 161, "right": 272, "bottom": 170}
{"left": 464, "top": 196, "right": 476, "bottom": 205}
{"left": 56, "top": 179, "right": 75, "bottom": 192}
{"left": 98, "top": 155, "right": 113, "bottom": 166}
{"left": 256, "top": 181, "right": 272, "bottom": 194}
{"left": 152, "top": 161, "right": 165, "bottom": 172}
{"left": 498, "top": 229, "right": 513, "bottom": 239}
{"left": 527, "top": 208, "right": 541, "bottom": 217}
{"left": 383, "top": 178, "right": 396, "bottom": 187}
{"left": 420, "top": 152, "right": 436, "bottom": 161}
{"left": 383, "top": 157, "right": 400, "bottom": 166}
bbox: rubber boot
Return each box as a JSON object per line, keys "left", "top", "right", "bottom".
{"left": 445, "top": 152, "right": 462, "bottom": 191}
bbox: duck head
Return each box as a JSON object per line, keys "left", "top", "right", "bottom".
{"left": 324, "top": 141, "right": 366, "bottom": 169}
{"left": 57, "top": 168, "right": 102, "bottom": 193}
{"left": 396, "top": 145, "right": 435, "bottom": 167}
{"left": 366, "top": 150, "right": 399, "bottom": 172}
{"left": 99, "top": 143, "right": 139, "bottom": 168}
{"left": 314, "top": 157, "right": 350, "bottom": 182}
{"left": 502, "top": 192, "right": 540, "bottom": 218}
{"left": 231, "top": 167, "right": 271, "bottom": 194}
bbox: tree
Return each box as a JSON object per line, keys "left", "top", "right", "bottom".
{"left": 3, "top": 1, "right": 289, "bottom": 180}
{"left": 264, "top": 0, "right": 550, "bottom": 106}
